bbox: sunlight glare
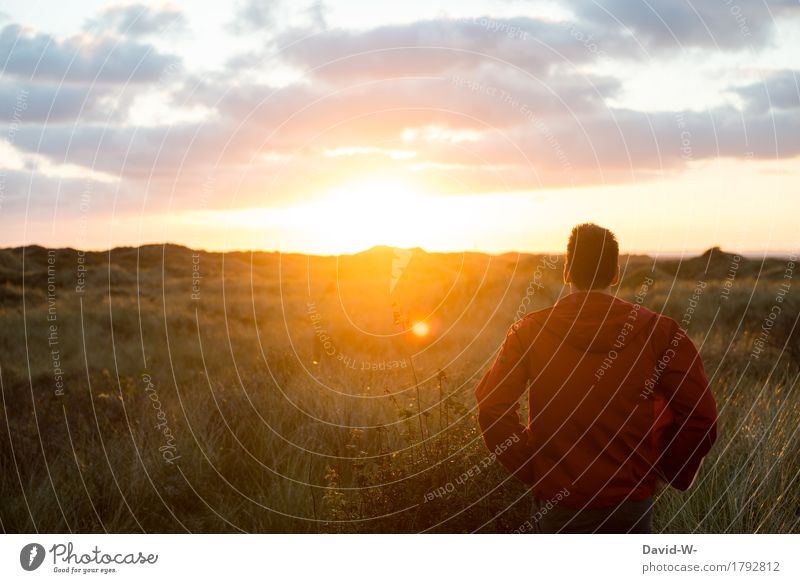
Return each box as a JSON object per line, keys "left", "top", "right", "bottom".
{"left": 411, "top": 321, "right": 430, "bottom": 337}
{"left": 294, "top": 177, "right": 431, "bottom": 252}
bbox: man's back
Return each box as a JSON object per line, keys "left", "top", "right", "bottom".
{"left": 475, "top": 290, "right": 717, "bottom": 513}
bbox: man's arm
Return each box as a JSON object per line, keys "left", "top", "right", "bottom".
{"left": 655, "top": 321, "right": 718, "bottom": 490}
{"left": 474, "top": 325, "right": 534, "bottom": 482}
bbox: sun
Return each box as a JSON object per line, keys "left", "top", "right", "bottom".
{"left": 199, "top": 174, "right": 467, "bottom": 254}
{"left": 306, "top": 177, "right": 429, "bottom": 252}
{"left": 411, "top": 321, "right": 430, "bottom": 337}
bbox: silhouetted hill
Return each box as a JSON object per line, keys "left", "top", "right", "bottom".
{"left": 657, "top": 247, "right": 785, "bottom": 281}
{"left": 0, "top": 244, "right": 789, "bottom": 295}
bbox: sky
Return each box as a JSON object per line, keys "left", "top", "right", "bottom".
{"left": 0, "top": 0, "right": 799, "bottom": 255}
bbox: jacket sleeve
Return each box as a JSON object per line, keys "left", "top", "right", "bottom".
{"left": 655, "top": 320, "right": 718, "bottom": 490}
{"left": 474, "top": 325, "right": 535, "bottom": 482}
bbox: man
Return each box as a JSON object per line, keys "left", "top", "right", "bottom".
{"left": 475, "top": 223, "right": 717, "bottom": 533}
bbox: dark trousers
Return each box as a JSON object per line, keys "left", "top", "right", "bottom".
{"left": 529, "top": 496, "right": 654, "bottom": 533}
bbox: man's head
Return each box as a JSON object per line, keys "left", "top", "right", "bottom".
{"left": 564, "top": 223, "right": 620, "bottom": 290}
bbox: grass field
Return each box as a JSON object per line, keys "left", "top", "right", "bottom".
{"left": 0, "top": 244, "right": 798, "bottom": 533}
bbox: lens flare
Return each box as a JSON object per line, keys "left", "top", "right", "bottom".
{"left": 411, "top": 321, "right": 430, "bottom": 337}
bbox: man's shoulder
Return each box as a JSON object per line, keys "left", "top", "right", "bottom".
{"left": 641, "top": 311, "right": 692, "bottom": 357}
{"left": 646, "top": 310, "right": 684, "bottom": 335}
{"left": 612, "top": 296, "right": 682, "bottom": 333}
{"left": 509, "top": 305, "right": 554, "bottom": 336}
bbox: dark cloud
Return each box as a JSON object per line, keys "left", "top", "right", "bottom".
{"left": 733, "top": 70, "right": 800, "bottom": 114}
{"left": 0, "top": 23, "right": 180, "bottom": 83}
{"left": 85, "top": 3, "right": 186, "bottom": 38}
{"left": 274, "top": 17, "right": 635, "bottom": 82}
{"left": 0, "top": 80, "right": 134, "bottom": 123}
{"left": 569, "top": 0, "right": 800, "bottom": 50}
{"left": 3, "top": 3, "right": 800, "bottom": 214}
{"left": 10, "top": 68, "right": 799, "bottom": 200}
{"left": 0, "top": 167, "right": 116, "bottom": 219}
{"left": 229, "top": 0, "right": 279, "bottom": 34}
{"left": 10, "top": 122, "right": 222, "bottom": 182}
{"left": 228, "top": 0, "right": 327, "bottom": 35}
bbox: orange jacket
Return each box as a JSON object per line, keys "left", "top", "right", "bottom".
{"left": 475, "top": 291, "right": 717, "bottom": 509}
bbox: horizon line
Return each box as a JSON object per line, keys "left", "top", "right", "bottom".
{"left": 2, "top": 241, "right": 797, "bottom": 260}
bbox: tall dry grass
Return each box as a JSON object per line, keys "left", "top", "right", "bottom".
{"left": 0, "top": 245, "right": 797, "bottom": 532}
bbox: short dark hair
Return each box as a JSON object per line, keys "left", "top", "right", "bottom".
{"left": 566, "top": 223, "right": 619, "bottom": 290}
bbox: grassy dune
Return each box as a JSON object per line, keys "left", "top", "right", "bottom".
{"left": 0, "top": 245, "right": 797, "bottom": 533}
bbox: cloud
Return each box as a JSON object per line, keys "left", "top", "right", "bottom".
{"left": 733, "top": 70, "right": 800, "bottom": 114}
{"left": 0, "top": 80, "right": 134, "bottom": 122}
{"left": 84, "top": 3, "right": 186, "bottom": 38}
{"left": 11, "top": 66, "right": 800, "bottom": 202}
{"left": 274, "top": 17, "right": 633, "bottom": 82}
{"left": 262, "top": 2, "right": 800, "bottom": 85}
{"left": 305, "top": 1, "right": 327, "bottom": 30}
{"left": 569, "top": 0, "right": 800, "bottom": 51}
{"left": 229, "top": 0, "right": 280, "bottom": 34}
{"left": 3, "top": 3, "right": 800, "bottom": 217}
{"left": 228, "top": 0, "right": 327, "bottom": 35}
{"left": 0, "top": 22, "right": 180, "bottom": 83}
{"left": 0, "top": 166, "right": 116, "bottom": 220}
{"left": 200, "top": 68, "right": 617, "bottom": 139}
{"left": 0, "top": 6, "right": 186, "bottom": 127}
